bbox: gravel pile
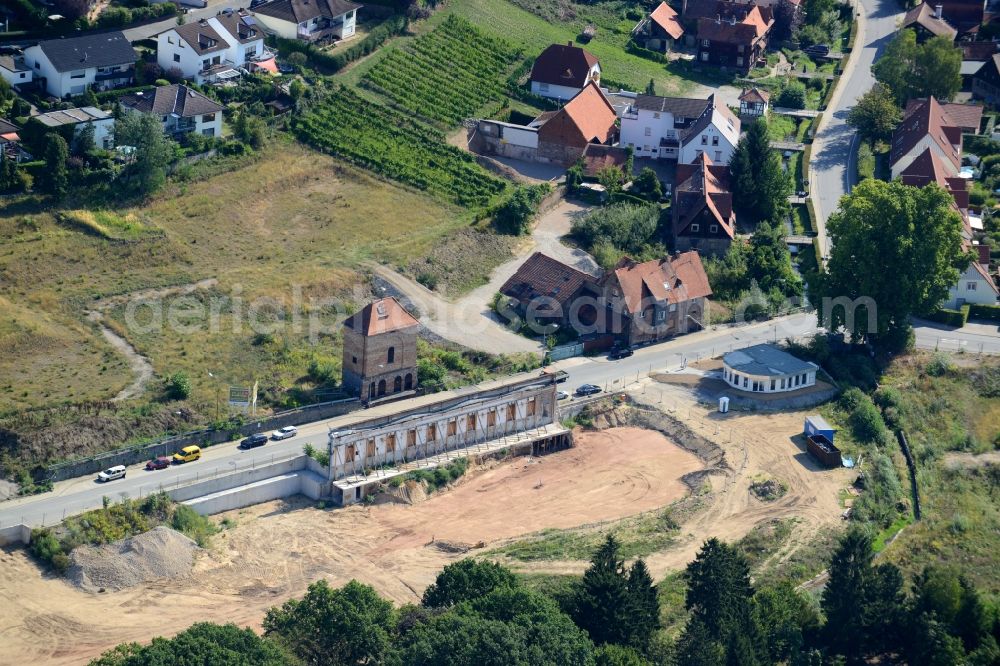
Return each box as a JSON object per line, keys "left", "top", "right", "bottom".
{"left": 67, "top": 526, "right": 199, "bottom": 592}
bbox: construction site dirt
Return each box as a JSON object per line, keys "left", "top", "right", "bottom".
{"left": 0, "top": 385, "right": 851, "bottom": 666}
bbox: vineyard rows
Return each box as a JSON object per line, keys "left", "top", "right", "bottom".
{"left": 362, "top": 15, "right": 522, "bottom": 127}
{"left": 294, "top": 86, "right": 509, "bottom": 208}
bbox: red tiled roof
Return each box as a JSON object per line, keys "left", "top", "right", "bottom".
{"left": 739, "top": 86, "right": 769, "bottom": 103}
{"left": 902, "top": 3, "right": 958, "bottom": 39}
{"left": 536, "top": 81, "right": 617, "bottom": 147}
{"left": 903, "top": 98, "right": 983, "bottom": 133}
{"left": 649, "top": 2, "right": 685, "bottom": 39}
{"left": 581, "top": 144, "right": 629, "bottom": 177}
{"left": 611, "top": 252, "right": 712, "bottom": 314}
{"left": 962, "top": 40, "right": 1000, "bottom": 60}
{"left": 500, "top": 252, "right": 596, "bottom": 308}
{"left": 344, "top": 297, "right": 419, "bottom": 336}
{"left": 890, "top": 96, "right": 964, "bottom": 171}
{"left": 673, "top": 152, "right": 736, "bottom": 238}
{"left": 530, "top": 42, "right": 600, "bottom": 88}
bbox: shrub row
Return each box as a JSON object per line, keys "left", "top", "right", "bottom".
{"left": 969, "top": 303, "right": 1000, "bottom": 321}
{"left": 626, "top": 41, "right": 668, "bottom": 63}
{"left": 924, "top": 304, "right": 971, "bottom": 328}
{"left": 271, "top": 14, "right": 407, "bottom": 73}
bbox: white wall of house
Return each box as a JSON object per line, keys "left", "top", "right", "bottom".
{"left": 531, "top": 63, "right": 600, "bottom": 101}
{"left": 944, "top": 263, "right": 1000, "bottom": 308}
{"left": 722, "top": 365, "right": 817, "bottom": 393}
{"left": 679, "top": 111, "right": 738, "bottom": 165}
{"left": 156, "top": 18, "right": 264, "bottom": 80}
{"left": 63, "top": 117, "right": 115, "bottom": 149}
{"left": 252, "top": 13, "right": 298, "bottom": 39}
{"left": 193, "top": 111, "right": 222, "bottom": 136}
{"left": 0, "top": 63, "right": 32, "bottom": 87}
{"left": 24, "top": 47, "right": 131, "bottom": 97}
{"left": 620, "top": 108, "right": 681, "bottom": 160}
{"left": 157, "top": 29, "right": 212, "bottom": 78}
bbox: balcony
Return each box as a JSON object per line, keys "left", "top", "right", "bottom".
{"left": 95, "top": 67, "right": 133, "bottom": 81}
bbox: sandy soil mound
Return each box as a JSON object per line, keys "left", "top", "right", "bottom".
{"left": 67, "top": 526, "right": 198, "bottom": 592}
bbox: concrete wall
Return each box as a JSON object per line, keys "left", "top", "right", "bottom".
{"left": 182, "top": 470, "right": 326, "bottom": 515}
{"left": 0, "top": 523, "right": 31, "bottom": 547}
{"left": 47, "top": 398, "right": 358, "bottom": 482}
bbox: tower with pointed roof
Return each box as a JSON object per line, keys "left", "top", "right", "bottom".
{"left": 342, "top": 297, "right": 420, "bottom": 403}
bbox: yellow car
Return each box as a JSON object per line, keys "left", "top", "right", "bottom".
{"left": 172, "top": 445, "right": 202, "bottom": 463}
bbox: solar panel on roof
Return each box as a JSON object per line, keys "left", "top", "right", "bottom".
{"left": 243, "top": 16, "right": 257, "bottom": 25}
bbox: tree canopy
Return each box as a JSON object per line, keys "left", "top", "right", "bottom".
{"left": 41, "top": 133, "right": 69, "bottom": 198}
{"left": 872, "top": 30, "right": 962, "bottom": 105}
{"left": 114, "top": 112, "right": 177, "bottom": 199}
{"left": 422, "top": 558, "right": 517, "bottom": 608}
{"left": 814, "top": 179, "right": 972, "bottom": 347}
{"left": 847, "top": 83, "right": 903, "bottom": 145}
{"left": 89, "top": 623, "right": 290, "bottom": 666}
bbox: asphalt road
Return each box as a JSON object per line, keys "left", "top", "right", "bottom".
{"left": 809, "top": 0, "right": 903, "bottom": 258}
{"left": 122, "top": 0, "right": 234, "bottom": 42}
{"left": 2, "top": 313, "right": 996, "bottom": 530}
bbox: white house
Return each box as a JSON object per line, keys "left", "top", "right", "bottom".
{"left": 677, "top": 95, "right": 741, "bottom": 164}
{"left": 0, "top": 54, "right": 33, "bottom": 88}
{"left": 722, "top": 344, "right": 819, "bottom": 394}
{"left": 33, "top": 106, "right": 115, "bottom": 149}
{"left": 120, "top": 84, "right": 224, "bottom": 137}
{"left": 156, "top": 10, "right": 267, "bottom": 84}
{"left": 620, "top": 93, "right": 740, "bottom": 165}
{"left": 24, "top": 31, "right": 137, "bottom": 98}
{"left": 944, "top": 251, "right": 1000, "bottom": 309}
{"left": 252, "top": 0, "right": 361, "bottom": 43}
{"left": 529, "top": 42, "right": 601, "bottom": 101}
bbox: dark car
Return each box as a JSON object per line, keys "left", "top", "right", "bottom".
{"left": 239, "top": 433, "right": 268, "bottom": 449}
{"left": 608, "top": 347, "right": 634, "bottom": 360}
{"left": 145, "top": 456, "right": 171, "bottom": 471}
{"left": 575, "top": 384, "right": 602, "bottom": 396}
{"left": 804, "top": 44, "right": 830, "bottom": 56}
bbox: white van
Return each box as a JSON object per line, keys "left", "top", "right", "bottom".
{"left": 97, "top": 465, "right": 126, "bottom": 482}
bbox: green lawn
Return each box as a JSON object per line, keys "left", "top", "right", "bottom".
{"left": 448, "top": 0, "right": 694, "bottom": 94}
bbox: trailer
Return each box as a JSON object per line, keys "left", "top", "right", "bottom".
{"left": 807, "top": 434, "right": 842, "bottom": 468}
{"left": 804, "top": 414, "right": 836, "bottom": 443}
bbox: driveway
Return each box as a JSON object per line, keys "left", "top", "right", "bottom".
{"left": 373, "top": 199, "right": 599, "bottom": 355}
{"left": 809, "top": 0, "right": 904, "bottom": 258}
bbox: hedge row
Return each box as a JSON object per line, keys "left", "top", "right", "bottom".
{"left": 925, "top": 304, "right": 971, "bottom": 327}
{"left": 271, "top": 14, "right": 407, "bottom": 73}
{"left": 626, "top": 41, "right": 668, "bottom": 64}
{"left": 969, "top": 303, "right": 1000, "bottom": 321}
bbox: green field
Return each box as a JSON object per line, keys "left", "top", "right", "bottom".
{"left": 294, "top": 86, "right": 509, "bottom": 208}
{"left": 362, "top": 16, "right": 521, "bottom": 127}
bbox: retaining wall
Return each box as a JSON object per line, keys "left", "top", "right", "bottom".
{"left": 0, "top": 523, "right": 31, "bottom": 546}
{"left": 183, "top": 470, "right": 326, "bottom": 516}
{"left": 46, "top": 398, "right": 358, "bottom": 482}
{"left": 163, "top": 455, "right": 330, "bottom": 505}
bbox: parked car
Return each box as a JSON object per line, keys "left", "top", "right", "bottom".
{"left": 608, "top": 347, "right": 633, "bottom": 360}
{"left": 575, "top": 384, "right": 602, "bottom": 396}
{"left": 172, "top": 445, "right": 202, "bottom": 463}
{"left": 97, "top": 465, "right": 126, "bottom": 482}
{"left": 145, "top": 457, "right": 171, "bottom": 471}
{"left": 271, "top": 426, "right": 298, "bottom": 440}
{"left": 556, "top": 390, "right": 570, "bottom": 400}
{"left": 240, "top": 433, "right": 268, "bottom": 449}
{"left": 804, "top": 44, "right": 830, "bottom": 56}
{"left": 250, "top": 0, "right": 268, "bottom": 6}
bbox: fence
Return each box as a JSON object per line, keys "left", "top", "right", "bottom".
{"left": 547, "top": 342, "right": 585, "bottom": 362}
{"left": 45, "top": 397, "right": 359, "bottom": 482}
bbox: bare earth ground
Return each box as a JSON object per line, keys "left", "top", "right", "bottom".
{"left": 0, "top": 426, "right": 699, "bottom": 665}
{"left": 0, "top": 391, "right": 851, "bottom": 665}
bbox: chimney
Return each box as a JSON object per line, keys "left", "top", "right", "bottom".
{"left": 730, "top": 15, "right": 737, "bottom": 25}
{"left": 567, "top": 40, "right": 573, "bottom": 47}
{"left": 934, "top": 4, "right": 943, "bottom": 18}
{"left": 978, "top": 244, "right": 991, "bottom": 266}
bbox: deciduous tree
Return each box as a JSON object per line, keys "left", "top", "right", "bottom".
{"left": 873, "top": 30, "right": 962, "bottom": 104}
{"left": 847, "top": 83, "right": 902, "bottom": 145}
{"left": 422, "top": 558, "right": 517, "bottom": 608}
{"left": 41, "top": 133, "right": 69, "bottom": 198}
{"left": 114, "top": 112, "right": 176, "bottom": 199}
{"left": 814, "top": 179, "right": 972, "bottom": 347}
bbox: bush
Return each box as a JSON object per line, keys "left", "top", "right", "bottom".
{"left": 492, "top": 185, "right": 548, "bottom": 235}
{"left": 170, "top": 504, "right": 217, "bottom": 547}
{"left": 924, "top": 305, "right": 970, "bottom": 328}
{"left": 925, "top": 352, "right": 955, "bottom": 377}
{"left": 857, "top": 142, "right": 874, "bottom": 180}
{"left": 969, "top": 303, "right": 1000, "bottom": 321}
{"left": 570, "top": 202, "right": 662, "bottom": 257}
{"left": 850, "top": 399, "right": 889, "bottom": 443}
{"left": 777, "top": 81, "right": 807, "bottom": 110}
{"left": 30, "top": 528, "right": 69, "bottom": 572}
{"left": 839, "top": 386, "right": 867, "bottom": 411}
{"left": 165, "top": 371, "right": 191, "bottom": 400}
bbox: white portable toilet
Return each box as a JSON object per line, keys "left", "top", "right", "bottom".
{"left": 718, "top": 396, "right": 730, "bottom": 413}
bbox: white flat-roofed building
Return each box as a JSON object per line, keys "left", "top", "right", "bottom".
{"left": 722, "top": 343, "right": 819, "bottom": 393}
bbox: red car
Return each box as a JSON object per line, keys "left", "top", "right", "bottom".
{"left": 145, "top": 456, "right": 171, "bottom": 471}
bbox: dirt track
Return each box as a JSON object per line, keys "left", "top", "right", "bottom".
{"left": 0, "top": 426, "right": 701, "bottom": 665}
